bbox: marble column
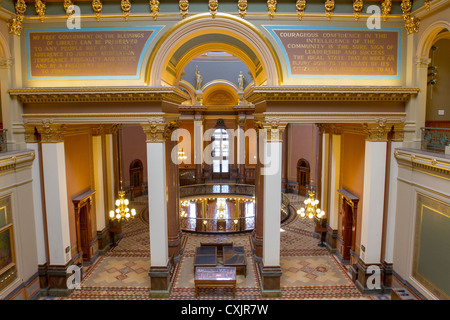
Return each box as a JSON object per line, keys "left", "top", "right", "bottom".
{"left": 142, "top": 120, "right": 176, "bottom": 298}
{"left": 355, "top": 122, "right": 389, "bottom": 295}
{"left": 194, "top": 115, "right": 203, "bottom": 184}
{"left": 258, "top": 121, "right": 286, "bottom": 297}
{"left": 36, "top": 123, "right": 72, "bottom": 296}
{"left": 328, "top": 127, "right": 342, "bottom": 252}
{"left": 24, "top": 125, "right": 48, "bottom": 292}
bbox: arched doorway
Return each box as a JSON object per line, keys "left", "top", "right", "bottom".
{"left": 129, "top": 159, "right": 143, "bottom": 198}
{"left": 297, "top": 158, "right": 310, "bottom": 196}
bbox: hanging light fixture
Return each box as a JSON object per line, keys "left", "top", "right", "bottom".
{"left": 178, "top": 147, "right": 187, "bottom": 161}
{"left": 297, "top": 182, "right": 325, "bottom": 220}
{"left": 297, "top": 125, "right": 326, "bottom": 221}
{"left": 109, "top": 126, "right": 136, "bottom": 222}
{"left": 109, "top": 189, "right": 136, "bottom": 221}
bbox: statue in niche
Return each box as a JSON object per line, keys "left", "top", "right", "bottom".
{"left": 238, "top": 71, "right": 244, "bottom": 91}
{"left": 195, "top": 65, "right": 203, "bottom": 91}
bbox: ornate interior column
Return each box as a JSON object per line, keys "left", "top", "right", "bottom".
{"left": 24, "top": 124, "right": 48, "bottom": 293}
{"left": 194, "top": 113, "right": 204, "bottom": 184}
{"left": 252, "top": 122, "right": 264, "bottom": 261}
{"left": 142, "top": 117, "right": 178, "bottom": 298}
{"left": 91, "top": 126, "right": 109, "bottom": 255}
{"left": 165, "top": 122, "right": 182, "bottom": 263}
{"left": 328, "top": 125, "right": 342, "bottom": 253}
{"left": 35, "top": 123, "right": 73, "bottom": 296}
{"left": 237, "top": 114, "right": 246, "bottom": 184}
{"left": 381, "top": 123, "right": 405, "bottom": 293}
{"left": 318, "top": 124, "right": 334, "bottom": 252}
{"left": 257, "top": 120, "right": 286, "bottom": 297}
{"left": 355, "top": 121, "right": 389, "bottom": 295}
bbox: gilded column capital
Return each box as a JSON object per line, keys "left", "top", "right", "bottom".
{"left": 36, "top": 123, "right": 66, "bottom": 143}
{"left": 391, "top": 122, "right": 405, "bottom": 142}
{"left": 142, "top": 121, "right": 168, "bottom": 143}
{"left": 91, "top": 125, "right": 105, "bottom": 136}
{"left": 364, "top": 119, "right": 389, "bottom": 142}
{"left": 255, "top": 121, "right": 287, "bottom": 142}
{"left": 24, "top": 125, "right": 39, "bottom": 143}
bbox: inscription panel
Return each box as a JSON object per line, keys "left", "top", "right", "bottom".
{"left": 265, "top": 26, "right": 402, "bottom": 79}
{"left": 26, "top": 27, "right": 163, "bottom": 80}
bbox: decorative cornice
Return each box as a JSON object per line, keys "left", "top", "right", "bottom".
{"left": 258, "top": 112, "right": 406, "bottom": 125}
{"left": 395, "top": 149, "right": 450, "bottom": 178}
{"left": 244, "top": 86, "right": 420, "bottom": 103}
{"left": 22, "top": 113, "right": 179, "bottom": 126}
{"left": 0, "top": 151, "right": 35, "bottom": 174}
{"left": 9, "top": 86, "right": 190, "bottom": 104}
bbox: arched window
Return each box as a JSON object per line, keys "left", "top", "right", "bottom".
{"left": 212, "top": 127, "right": 229, "bottom": 174}
{"left": 297, "top": 158, "right": 310, "bottom": 196}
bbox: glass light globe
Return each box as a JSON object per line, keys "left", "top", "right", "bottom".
{"left": 115, "top": 208, "right": 120, "bottom": 213}
{"left": 125, "top": 213, "right": 130, "bottom": 219}
{"left": 115, "top": 199, "right": 120, "bottom": 206}
{"left": 131, "top": 209, "right": 136, "bottom": 216}
{"left": 109, "top": 211, "right": 115, "bottom": 218}
{"left": 124, "top": 199, "right": 129, "bottom": 205}
{"left": 116, "top": 213, "right": 121, "bottom": 219}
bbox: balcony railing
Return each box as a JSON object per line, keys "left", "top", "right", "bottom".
{"left": 0, "top": 129, "right": 7, "bottom": 152}
{"left": 421, "top": 127, "right": 450, "bottom": 153}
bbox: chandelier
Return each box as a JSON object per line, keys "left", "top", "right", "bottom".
{"left": 109, "top": 189, "right": 136, "bottom": 221}
{"left": 178, "top": 148, "right": 187, "bottom": 161}
{"left": 109, "top": 128, "right": 136, "bottom": 222}
{"left": 216, "top": 198, "right": 226, "bottom": 219}
{"left": 297, "top": 187, "right": 325, "bottom": 220}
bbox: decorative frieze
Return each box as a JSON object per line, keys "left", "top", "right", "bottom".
{"left": 9, "top": 86, "right": 189, "bottom": 104}
{"left": 244, "top": 86, "right": 419, "bottom": 104}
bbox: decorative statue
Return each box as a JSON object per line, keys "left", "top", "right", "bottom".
{"left": 238, "top": 71, "right": 244, "bottom": 91}
{"left": 195, "top": 65, "right": 202, "bottom": 91}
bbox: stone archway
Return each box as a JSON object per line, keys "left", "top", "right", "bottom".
{"left": 145, "top": 13, "right": 281, "bottom": 87}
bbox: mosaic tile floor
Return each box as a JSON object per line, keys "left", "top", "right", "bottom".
{"left": 62, "top": 194, "right": 387, "bottom": 300}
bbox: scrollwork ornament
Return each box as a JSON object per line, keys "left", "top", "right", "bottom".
{"left": 8, "top": 0, "right": 26, "bottom": 36}
{"left": 179, "top": 0, "right": 189, "bottom": 18}
{"left": 424, "top": 0, "right": 431, "bottom": 10}
{"left": 238, "top": 0, "right": 247, "bottom": 18}
{"left": 267, "top": 0, "right": 277, "bottom": 19}
{"left": 381, "top": 0, "right": 391, "bottom": 21}
{"left": 121, "top": 0, "right": 131, "bottom": 20}
{"left": 325, "top": 0, "right": 334, "bottom": 20}
{"left": 296, "top": 0, "right": 306, "bottom": 20}
{"left": 353, "top": 0, "right": 363, "bottom": 21}
{"left": 405, "top": 15, "right": 420, "bottom": 35}
{"left": 401, "top": 0, "right": 412, "bottom": 20}
{"left": 209, "top": 0, "right": 218, "bottom": 18}
{"left": 64, "top": 0, "right": 74, "bottom": 16}
{"left": 92, "top": 0, "right": 102, "bottom": 21}
{"left": 150, "top": 0, "right": 159, "bottom": 20}
{"left": 35, "top": 0, "right": 46, "bottom": 22}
